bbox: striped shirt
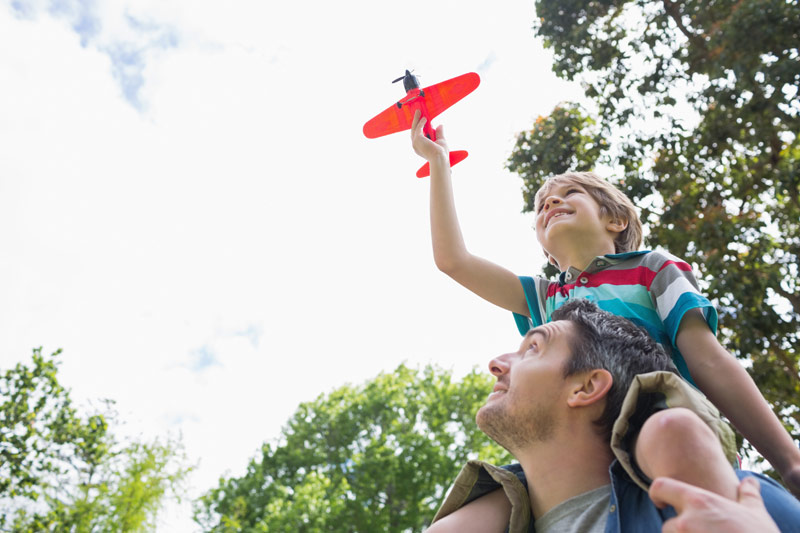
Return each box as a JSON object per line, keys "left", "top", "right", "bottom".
{"left": 512, "top": 250, "right": 717, "bottom": 385}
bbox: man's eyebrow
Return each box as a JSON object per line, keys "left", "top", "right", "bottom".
{"left": 525, "top": 327, "right": 549, "bottom": 343}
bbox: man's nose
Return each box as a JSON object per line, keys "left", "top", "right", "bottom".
{"left": 489, "top": 354, "right": 511, "bottom": 376}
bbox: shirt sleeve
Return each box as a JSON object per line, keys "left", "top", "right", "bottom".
{"left": 431, "top": 461, "right": 532, "bottom": 533}
{"left": 512, "top": 276, "right": 546, "bottom": 336}
{"left": 648, "top": 252, "right": 718, "bottom": 347}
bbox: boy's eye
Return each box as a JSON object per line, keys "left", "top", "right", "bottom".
{"left": 566, "top": 188, "right": 580, "bottom": 195}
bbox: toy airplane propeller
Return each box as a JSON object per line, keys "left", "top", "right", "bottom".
{"left": 363, "top": 70, "right": 480, "bottom": 178}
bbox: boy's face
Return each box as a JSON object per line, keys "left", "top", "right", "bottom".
{"left": 534, "top": 181, "right": 613, "bottom": 256}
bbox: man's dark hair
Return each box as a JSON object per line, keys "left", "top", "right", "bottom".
{"left": 551, "top": 299, "right": 679, "bottom": 442}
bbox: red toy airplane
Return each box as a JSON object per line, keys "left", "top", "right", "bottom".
{"left": 363, "top": 70, "right": 480, "bottom": 178}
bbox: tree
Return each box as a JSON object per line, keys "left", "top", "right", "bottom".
{"left": 0, "top": 348, "right": 192, "bottom": 532}
{"left": 508, "top": 0, "right": 800, "bottom": 467}
{"left": 194, "top": 364, "right": 512, "bottom": 532}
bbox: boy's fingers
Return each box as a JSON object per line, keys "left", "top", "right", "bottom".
{"left": 411, "top": 112, "right": 426, "bottom": 137}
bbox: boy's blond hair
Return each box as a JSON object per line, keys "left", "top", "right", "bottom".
{"left": 535, "top": 172, "right": 643, "bottom": 262}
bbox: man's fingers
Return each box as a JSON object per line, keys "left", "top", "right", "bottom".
{"left": 648, "top": 477, "right": 694, "bottom": 511}
{"left": 736, "top": 477, "right": 764, "bottom": 509}
{"left": 661, "top": 516, "right": 684, "bottom": 533}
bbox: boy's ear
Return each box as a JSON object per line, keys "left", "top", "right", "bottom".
{"left": 543, "top": 249, "right": 560, "bottom": 268}
{"left": 566, "top": 369, "right": 613, "bottom": 408}
{"left": 606, "top": 217, "right": 629, "bottom": 234}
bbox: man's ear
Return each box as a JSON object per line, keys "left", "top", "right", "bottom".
{"left": 566, "top": 369, "right": 613, "bottom": 408}
{"left": 606, "top": 217, "right": 629, "bottom": 235}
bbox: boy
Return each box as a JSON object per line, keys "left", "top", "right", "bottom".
{"left": 410, "top": 111, "right": 800, "bottom": 529}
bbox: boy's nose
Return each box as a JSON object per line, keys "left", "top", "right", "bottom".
{"left": 544, "top": 196, "right": 562, "bottom": 210}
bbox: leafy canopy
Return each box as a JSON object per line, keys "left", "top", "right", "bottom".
{"left": 0, "top": 348, "right": 192, "bottom": 532}
{"left": 194, "top": 364, "right": 512, "bottom": 532}
{"left": 509, "top": 0, "right": 800, "bottom": 464}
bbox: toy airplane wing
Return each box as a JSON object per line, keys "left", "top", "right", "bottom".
{"left": 362, "top": 72, "right": 480, "bottom": 139}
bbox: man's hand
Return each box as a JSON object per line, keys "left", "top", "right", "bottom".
{"left": 648, "top": 476, "right": 779, "bottom": 533}
{"left": 411, "top": 110, "right": 448, "bottom": 163}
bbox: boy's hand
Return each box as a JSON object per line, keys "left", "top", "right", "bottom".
{"left": 411, "top": 110, "right": 448, "bottom": 163}
{"left": 780, "top": 462, "right": 800, "bottom": 498}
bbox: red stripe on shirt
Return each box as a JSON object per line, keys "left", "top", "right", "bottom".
{"left": 545, "top": 260, "right": 692, "bottom": 298}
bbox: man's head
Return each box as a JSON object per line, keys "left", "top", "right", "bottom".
{"left": 534, "top": 172, "right": 643, "bottom": 263}
{"left": 476, "top": 299, "right": 677, "bottom": 452}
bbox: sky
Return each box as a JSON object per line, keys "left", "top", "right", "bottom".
{"left": 0, "top": 0, "right": 584, "bottom": 530}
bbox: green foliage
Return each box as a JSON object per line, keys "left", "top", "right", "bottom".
{"left": 507, "top": 103, "right": 607, "bottom": 215}
{"left": 510, "top": 0, "right": 800, "bottom": 463}
{"left": 194, "top": 364, "right": 512, "bottom": 532}
{"left": 0, "top": 348, "right": 192, "bottom": 532}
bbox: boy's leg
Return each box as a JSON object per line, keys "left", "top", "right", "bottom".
{"left": 634, "top": 407, "right": 739, "bottom": 500}
{"left": 426, "top": 488, "right": 510, "bottom": 533}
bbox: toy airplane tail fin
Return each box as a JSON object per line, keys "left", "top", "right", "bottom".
{"left": 416, "top": 150, "right": 469, "bottom": 178}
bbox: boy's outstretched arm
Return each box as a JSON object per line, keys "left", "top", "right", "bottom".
{"left": 677, "top": 309, "right": 800, "bottom": 498}
{"left": 410, "top": 111, "right": 528, "bottom": 316}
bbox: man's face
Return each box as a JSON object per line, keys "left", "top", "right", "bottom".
{"left": 476, "top": 320, "right": 576, "bottom": 451}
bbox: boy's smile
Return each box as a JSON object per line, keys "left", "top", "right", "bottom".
{"left": 534, "top": 181, "right": 621, "bottom": 270}
{"left": 543, "top": 207, "right": 573, "bottom": 228}
{"left": 535, "top": 183, "right": 605, "bottom": 235}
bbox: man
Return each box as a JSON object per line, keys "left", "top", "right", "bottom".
{"left": 428, "top": 299, "right": 800, "bottom": 532}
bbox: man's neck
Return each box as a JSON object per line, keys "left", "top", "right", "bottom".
{"left": 515, "top": 431, "right": 614, "bottom": 519}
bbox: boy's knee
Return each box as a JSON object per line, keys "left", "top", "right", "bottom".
{"left": 640, "top": 407, "right": 715, "bottom": 447}
{"left": 636, "top": 408, "right": 721, "bottom": 472}
{"left": 635, "top": 408, "right": 740, "bottom": 499}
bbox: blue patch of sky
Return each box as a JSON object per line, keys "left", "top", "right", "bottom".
{"left": 7, "top": 1, "right": 179, "bottom": 110}
{"left": 48, "top": 0, "right": 100, "bottom": 46}
{"left": 125, "top": 12, "right": 179, "bottom": 49}
{"left": 234, "top": 324, "right": 263, "bottom": 349}
{"left": 10, "top": 0, "right": 35, "bottom": 18}
{"left": 163, "top": 412, "right": 199, "bottom": 427}
{"left": 188, "top": 345, "right": 222, "bottom": 372}
{"left": 102, "top": 13, "right": 179, "bottom": 109}
{"left": 476, "top": 51, "right": 497, "bottom": 74}
{"left": 105, "top": 42, "right": 146, "bottom": 109}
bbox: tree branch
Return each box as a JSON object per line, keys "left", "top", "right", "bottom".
{"left": 662, "top": 0, "right": 707, "bottom": 50}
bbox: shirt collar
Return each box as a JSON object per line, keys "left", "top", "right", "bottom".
{"left": 558, "top": 250, "right": 651, "bottom": 285}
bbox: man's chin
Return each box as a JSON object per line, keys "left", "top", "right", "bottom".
{"left": 475, "top": 402, "right": 497, "bottom": 428}
{"left": 476, "top": 401, "right": 556, "bottom": 451}
{"left": 476, "top": 404, "right": 507, "bottom": 446}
